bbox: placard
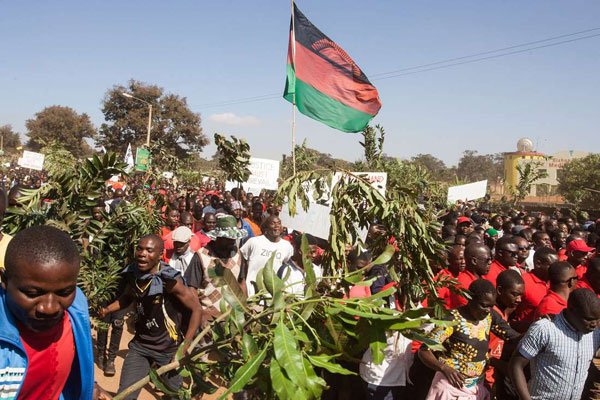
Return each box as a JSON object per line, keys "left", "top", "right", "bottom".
{"left": 447, "top": 180, "right": 488, "bottom": 203}
{"left": 225, "top": 157, "right": 280, "bottom": 193}
{"left": 17, "top": 150, "right": 45, "bottom": 171}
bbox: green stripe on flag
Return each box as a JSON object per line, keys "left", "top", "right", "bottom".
{"left": 284, "top": 66, "right": 374, "bottom": 133}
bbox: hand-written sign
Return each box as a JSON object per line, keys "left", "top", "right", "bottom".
{"left": 17, "top": 151, "right": 45, "bottom": 171}
{"left": 226, "top": 157, "right": 280, "bottom": 192}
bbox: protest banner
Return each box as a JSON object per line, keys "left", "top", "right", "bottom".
{"left": 447, "top": 180, "right": 488, "bottom": 203}
{"left": 225, "top": 157, "right": 280, "bottom": 193}
{"left": 17, "top": 150, "right": 45, "bottom": 171}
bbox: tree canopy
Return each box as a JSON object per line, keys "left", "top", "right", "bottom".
{"left": 98, "top": 79, "right": 208, "bottom": 158}
{"left": 558, "top": 153, "right": 600, "bottom": 209}
{"left": 0, "top": 125, "right": 22, "bottom": 155}
{"left": 456, "top": 150, "right": 503, "bottom": 184}
{"left": 25, "top": 105, "right": 95, "bottom": 157}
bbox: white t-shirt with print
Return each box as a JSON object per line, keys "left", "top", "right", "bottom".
{"left": 240, "top": 235, "right": 294, "bottom": 296}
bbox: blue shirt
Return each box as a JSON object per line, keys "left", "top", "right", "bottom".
{"left": 517, "top": 311, "right": 600, "bottom": 400}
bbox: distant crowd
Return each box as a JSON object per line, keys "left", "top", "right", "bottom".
{"left": 1, "top": 172, "right": 600, "bottom": 400}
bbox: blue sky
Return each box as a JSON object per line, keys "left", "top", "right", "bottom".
{"left": 1, "top": 1, "right": 599, "bottom": 165}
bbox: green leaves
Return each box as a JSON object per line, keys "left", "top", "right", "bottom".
{"left": 218, "top": 343, "right": 269, "bottom": 399}
{"left": 214, "top": 133, "right": 251, "bottom": 184}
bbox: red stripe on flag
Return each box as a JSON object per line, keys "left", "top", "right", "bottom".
{"left": 291, "top": 41, "right": 381, "bottom": 116}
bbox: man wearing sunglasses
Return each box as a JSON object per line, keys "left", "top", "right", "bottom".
{"left": 534, "top": 261, "right": 578, "bottom": 320}
{"left": 485, "top": 237, "right": 519, "bottom": 287}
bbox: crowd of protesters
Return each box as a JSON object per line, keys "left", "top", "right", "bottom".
{"left": 2, "top": 172, "right": 600, "bottom": 400}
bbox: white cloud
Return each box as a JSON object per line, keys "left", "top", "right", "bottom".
{"left": 208, "top": 112, "right": 260, "bottom": 126}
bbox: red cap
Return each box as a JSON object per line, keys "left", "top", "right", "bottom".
{"left": 457, "top": 216, "right": 472, "bottom": 225}
{"left": 567, "top": 239, "right": 595, "bottom": 253}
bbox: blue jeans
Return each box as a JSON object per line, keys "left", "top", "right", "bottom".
{"left": 118, "top": 340, "right": 182, "bottom": 399}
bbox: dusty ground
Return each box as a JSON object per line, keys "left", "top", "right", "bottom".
{"left": 93, "top": 328, "right": 226, "bottom": 399}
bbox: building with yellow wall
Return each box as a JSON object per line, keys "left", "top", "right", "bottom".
{"left": 503, "top": 138, "right": 589, "bottom": 200}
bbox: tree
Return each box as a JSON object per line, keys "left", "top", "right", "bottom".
{"left": 558, "top": 154, "right": 600, "bottom": 209}
{"left": 0, "top": 125, "right": 22, "bottom": 155}
{"left": 456, "top": 150, "right": 503, "bottom": 184}
{"left": 25, "top": 106, "right": 96, "bottom": 157}
{"left": 280, "top": 139, "right": 353, "bottom": 179}
{"left": 359, "top": 124, "right": 385, "bottom": 169}
{"left": 410, "top": 153, "right": 453, "bottom": 182}
{"left": 512, "top": 161, "right": 549, "bottom": 204}
{"left": 98, "top": 79, "right": 208, "bottom": 158}
{"left": 214, "top": 133, "right": 251, "bottom": 184}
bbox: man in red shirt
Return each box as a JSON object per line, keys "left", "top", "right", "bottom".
{"left": 456, "top": 216, "right": 474, "bottom": 236}
{"left": 487, "top": 270, "right": 525, "bottom": 390}
{"left": 0, "top": 225, "right": 110, "bottom": 399}
{"left": 447, "top": 243, "right": 492, "bottom": 308}
{"left": 485, "top": 237, "right": 519, "bottom": 287}
{"left": 512, "top": 247, "right": 557, "bottom": 326}
{"left": 160, "top": 209, "right": 180, "bottom": 238}
{"left": 534, "top": 261, "right": 578, "bottom": 320}
{"left": 566, "top": 239, "right": 595, "bottom": 279}
{"left": 435, "top": 245, "right": 466, "bottom": 307}
{"left": 578, "top": 257, "right": 600, "bottom": 298}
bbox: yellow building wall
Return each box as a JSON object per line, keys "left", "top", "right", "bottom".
{"left": 503, "top": 153, "right": 546, "bottom": 194}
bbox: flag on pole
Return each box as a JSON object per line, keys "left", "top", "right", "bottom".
{"left": 283, "top": 2, "right": 382, "bottom": 133}
{"left": 124, "top": 143, "right": 134, "bottom": 171}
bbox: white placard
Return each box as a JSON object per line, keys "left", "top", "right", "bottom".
{"left": 162, "top": 171, "right": 174, "bottom": 179}
{"left": 226, "top": 157, "right": 280, "bottom": 193}
{"left": 447, "top": 180, "right": 488, "bottom": 203}
{"left": 280, "top": 203, "right": 331, "bottom": 240}
{"left": 18, "top": 150, "right": 45, "bottom": 171}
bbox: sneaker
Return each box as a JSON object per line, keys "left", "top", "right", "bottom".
{"left": 104, "top": 360, "right": 116, "bottom": 377}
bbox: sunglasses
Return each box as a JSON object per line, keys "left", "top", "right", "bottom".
{"left": 501, "top": 250, "right": 519, "bottom": 257}
{"left": 561, "top": 276, "right": 579, "bottom": 285}
{"left": 517, "top": 246, "right": 529, "bottom": 251}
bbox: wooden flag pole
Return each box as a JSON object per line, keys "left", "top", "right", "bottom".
{"left": 291, "top": 0, "right": 297, "bottom": 176}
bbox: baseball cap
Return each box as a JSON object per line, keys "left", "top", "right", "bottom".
{"left": 567, "top": 239, "right": 595, "bottom": 253}
{"left": 457, "top": 216, "right": 472, "bottom": 225}
{"left": 172, "top": 226, "right": 193, "bottom": 243}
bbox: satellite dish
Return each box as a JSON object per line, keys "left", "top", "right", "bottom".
{"left": 517, "top": 138, "right": 534, "bottom": 152}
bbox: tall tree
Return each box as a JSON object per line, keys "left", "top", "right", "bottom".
{"left": 25, "top": 106, "right": 95, "bottom": 157}
{"left": 558, "top": 154, "right": 600, "bottom": 209}
{"left": 0, "top": 125, "right": 22, "bottom": 155}
{"left": 280, "top": 139, "right": 353, "bottom": 179}
{"left": 98, "top": 80, "right": 208, "bottom": 158}
{"left": 456, "top": 150, "right": 503, "bottom": 183}
{"left": 410, "top": 153, "right": 453, "bottom": 182}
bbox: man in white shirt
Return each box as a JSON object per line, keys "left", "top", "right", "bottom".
{"left": 168, "top": 226, "right": 195, "bottom": 275}
{"left": 240, "top": 215, "right": 294, "bottom": 296}
{"left": 276, "top": 233, "right": 323, "bottom": 297}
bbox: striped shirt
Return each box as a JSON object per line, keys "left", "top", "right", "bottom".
{"left": 517, "top": 312, "right": 600, "bottom": 400}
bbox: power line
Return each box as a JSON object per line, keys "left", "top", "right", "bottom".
{"left": 198, "top": 27, "right": 600, "bottom": 109}
{"left": 375, "top": 32, "right": 600, "bottom": 81}
{"left": 370, "top": 27, "right": 600, "bottom": 78}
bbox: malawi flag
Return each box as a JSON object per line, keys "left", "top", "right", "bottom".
{"left": 283, "top": 3, "right": 382, "bottom": 133}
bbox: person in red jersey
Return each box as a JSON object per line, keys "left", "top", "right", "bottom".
{"left": 577, "top": 257, "right": 600, "bottom": 298}
{"left": 485, "top": 237, "right": 519, "bottom": 287}
{"left": 566, "top": 239, "right": 595, "bottom": 279}
{"left": 447, "top": 243, "right": 492, "bottom": 309}
{"left": 511, "top": 247, "right": 557, "bottom": 328}
{"left": 534, "top": 261, "right": 578, "bottom": 320}
{"left": 486, "top": 270, "right": 524, "bottom": 392}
